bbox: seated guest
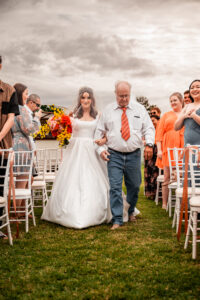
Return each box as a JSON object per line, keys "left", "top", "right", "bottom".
{"left": 0, "top": 56, "right": 19, "bottom": 238}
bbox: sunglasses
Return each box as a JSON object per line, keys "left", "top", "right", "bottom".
{"left": 32, "top": 100, "right": 40, "bottom": 108}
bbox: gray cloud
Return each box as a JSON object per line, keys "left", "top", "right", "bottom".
{"left": 47, "top": 35, "right": 156, "bottom": 76}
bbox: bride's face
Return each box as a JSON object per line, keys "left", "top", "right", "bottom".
{"left": 80, "top": 92, "right": 92, "bottom": 110}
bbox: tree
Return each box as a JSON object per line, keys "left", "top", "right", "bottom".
{"left": 136, "top": 96, "right": 156, "bottom": 114}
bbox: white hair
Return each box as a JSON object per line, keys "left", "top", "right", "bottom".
{"left": 115, "top": 80, "right": 132, "bottom": 92}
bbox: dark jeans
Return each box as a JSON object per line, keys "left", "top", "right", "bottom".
{"left": 0, "top": 157, "right": 7, "bottom": 226}
{"left": 107, "top": 148, "right": 141, "bottom": 225}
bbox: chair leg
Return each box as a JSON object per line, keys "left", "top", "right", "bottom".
{"left": 176, "top": 198, "right": 180, "bottom": 233}
{"left": 192, "top": 211, "right": 197, "bottom": 259}
{"left": 25, "top": 199, "right": 29, "bottom": 233}
{"left": 30, "top": 197, "right": 36, "bottom": 227}
{"left": 5, "top": 205, "right": 13, "bottom": 246}
{"left": 172, "top": 198, "right": 177, "bottom": 228}
{"left": 168, "top": 189, "right": 171, "bottom": 217}
{"left": 155, "top": 181, "right": 159, "bottom": 205}
{"left": 184, "top": 213, "right": 191, "bottom": 249}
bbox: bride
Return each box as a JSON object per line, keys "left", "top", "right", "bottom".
{"left": 41, "top": 87, "right": 139, "bottom": 229}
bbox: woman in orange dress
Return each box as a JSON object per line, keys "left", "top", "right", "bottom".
{"left": 156, "top": 92, "right": 184, "bottom": 209}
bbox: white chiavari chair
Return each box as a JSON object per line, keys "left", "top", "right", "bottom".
{"left": 184, "top": 146, "right": 200, "bottom": 259}
{"left": 0, "top": 149, "right": 13, "bottom": 245}
{"left": 167, "top": 148, "right": 177, "bottom": 217}
{"left": 155, "top": 168, "right": 164, "bottom": 205}
{"left": 44, "top": 148, "right": 62, "bottom": 196}
{"left": 9, "top": 150, "right": 36, "bottom": 233}
{"left": 32, "top": 149, "right": 48, "bottom": 210}
{"left": 172, "top": 147, "right": 200, "bottom": 232}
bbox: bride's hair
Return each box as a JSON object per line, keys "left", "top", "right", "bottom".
{"left": 73, "top": 87, "right": 98, "bottom": 119}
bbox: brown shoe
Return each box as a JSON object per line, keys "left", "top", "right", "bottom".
{"left": 129, "top": 215, "right": 137, "bottom": 222}
{"left": 111, "top": 224, "right": 121, "bottom": 230}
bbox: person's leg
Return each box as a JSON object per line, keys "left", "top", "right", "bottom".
{"left": 107, "top": 150, "right": 124, "bottom": 225}
{"left": 124, "top": 149, "right": 142, "bottom": 217}
{"left": 162, "top": 166, "right": 170, "bottom": 208}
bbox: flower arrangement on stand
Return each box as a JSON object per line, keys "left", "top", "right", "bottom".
{"left": 34, "top": 105, "right": 72, "bottom": 147}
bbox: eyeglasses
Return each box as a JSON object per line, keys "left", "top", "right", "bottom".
{"left": 118, "top": 94, "right": 130, "bottom": 99}
{"left": 32, "top": 100, "right": 40, "bottom": 108}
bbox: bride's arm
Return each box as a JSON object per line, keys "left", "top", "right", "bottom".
{"left": 94, "top": 113, "right": 107, "bottom": 155}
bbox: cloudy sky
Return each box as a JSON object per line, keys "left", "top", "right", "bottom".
{"left": 1, "top": 0, "right": 200, "bottom": 112}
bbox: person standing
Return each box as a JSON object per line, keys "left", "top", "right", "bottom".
{"left": 95, "top": 81, "right": 155, "bottom": 230}
{"left": 24, "top": 94, "right": 41, "bottom": 151}
{"left": 156, "top": 92, "right": 184, "bottom": 209}
{"left": 0, "top": 55, "right": 19, "bottom": 238}
{"left": 183, "top": 90, "right": 193, "bottom": 106}
{"left": 175, "top": 80, "right": 200, "bottom": 145}
{"left": 12, "top": 92, "right": 41, "bottom": 216}
{"left": 144, "top": 114, "right": 160, "bottom": 199}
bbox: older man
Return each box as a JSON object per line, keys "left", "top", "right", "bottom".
{"left": 95, "top": 81, "right": 155, "bottom": 230}
{"left": 0, "top": 55, "right": 19, "bottom": 238}
{"left": 24, "top": 94, "right": 42, "bottom": 151}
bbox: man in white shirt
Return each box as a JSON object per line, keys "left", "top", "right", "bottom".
{"left": 24, "top": 94, "right": 42, "bottom": 150}
{"left": 95, "top": 81, "right": 155, "bottom": 230}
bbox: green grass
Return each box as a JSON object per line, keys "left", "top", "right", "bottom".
{"left": 0, "top": 185, "right": 200, "bottom": 299}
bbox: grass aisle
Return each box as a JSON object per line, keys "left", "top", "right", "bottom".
{"left": 1, "top": 188, "right": 200, "bottom": 300}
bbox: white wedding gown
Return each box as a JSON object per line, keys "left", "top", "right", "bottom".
{"left": 41, "top": 118, "right": 140, "bottom": 229}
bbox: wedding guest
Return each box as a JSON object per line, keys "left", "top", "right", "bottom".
{"left": 150, "top": 106, "right": 161, "bottom": 118}
{"left": 175, "top": 80, "right": 200, "bottom": 145}
{"left": 24, "top": 94, "right": 41, "bottom": 151}
{"left": 12, "top": 86, "right": 42, "bottom": 216}
{"left": 95, "top": 81, "right": 155, "bottom": 229}
{"left": 144, "top": 115, "right": 160, "bottom": 199}
{"left": 0, "top": 56, "right": 19, "bottom": 238}
{"left": 156, "top": 92, "right": 184, "bottom": 209}
{"left": 183, "top": 90, "right": 193, "bottom": 106}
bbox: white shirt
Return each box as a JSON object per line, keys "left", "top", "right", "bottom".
{"left": 24, "top": 105, "right": 41, "bottom": 151}
{"left": 94, "top": 101, "right": 155, "bottom": 155}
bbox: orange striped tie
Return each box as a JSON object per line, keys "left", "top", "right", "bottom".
{"left": 121, "top": 107, "right": 130, "bottom": 141}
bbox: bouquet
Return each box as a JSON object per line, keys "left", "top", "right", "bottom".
{"left": 34, "top": 106, "right": 72, "bottom": 147}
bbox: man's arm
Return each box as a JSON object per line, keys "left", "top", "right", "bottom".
{"left": 0, "top": 113, "right": 15, "bottom": 142}
{"left": 142, "top": 109, "right": 155, "bottom": 160}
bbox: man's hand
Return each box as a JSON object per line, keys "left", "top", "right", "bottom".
{"left": 144, "top": 146, "right": 153, "bottom": 160}
{"left": 100, "top": 150, "right": 110, "bottom": 161}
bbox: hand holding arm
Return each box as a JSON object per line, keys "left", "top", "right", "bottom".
{"left": 190, "top": 110, "right": 200, "bottom": 125}
{"left": 100, "top": 150, "right": 110, "bottom": 161}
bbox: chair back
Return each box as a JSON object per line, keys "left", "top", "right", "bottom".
{"left": 188, "top": 145, "right": 200, "bottom": 197}
{"left": 45, "top": 148, "right": 62, "bottom": 174}
{"left": 174, "top": 147, "right": 185, "bottom": 189}
{"left": 34, "top": 149, "right": 46, "bottom": 180}
{"left": 13, "top": 151, "right": 34, "bottom": 189}
{"left": 167, "top": 147, "right": 177, "bottom": 182}
{"left": 0, "top": 149, "right": 12, "bottom": 198}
